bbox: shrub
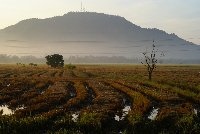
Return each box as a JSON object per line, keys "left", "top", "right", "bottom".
{"left": 65, "top": 63, "right": 76, "bottom": 70}
{"left": 45, "top": 54, "right": 64, "bottom": 68}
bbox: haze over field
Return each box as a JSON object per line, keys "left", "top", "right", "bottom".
{"left": 0, "top": 0, "right": 199, "bottom": 63}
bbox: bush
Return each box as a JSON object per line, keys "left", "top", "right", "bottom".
{"left": 29, "top": 63, "right": 37, "bottom": 66}
{"left": 65, "top": 64, "right": 76, "bottom": 70}
{"left": 45, "top": 54, "right": 64, "bottom": 68}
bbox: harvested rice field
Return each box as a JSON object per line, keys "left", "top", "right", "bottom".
{"left": 0, "top": 64, "right": 200, "bottom": 134}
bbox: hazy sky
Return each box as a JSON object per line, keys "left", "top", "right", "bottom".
{"left": 0, "top": 0, "right": 200, "bottom": 44}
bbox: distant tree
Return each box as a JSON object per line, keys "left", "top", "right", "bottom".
{"left": 45, "top": 54, "right": 64, "bottom": 68}
{"left": 16, "top": 63, "right": 25, "bottom": 67}
{"left": 141, "top": 40, "right": 160, "bottom": 81}
{"left": 29, "top": 63, "right": 37, "bottom": 66}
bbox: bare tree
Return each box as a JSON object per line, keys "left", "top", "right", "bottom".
{"left": 141, "top": 40, "right": 158, "bottom": 81}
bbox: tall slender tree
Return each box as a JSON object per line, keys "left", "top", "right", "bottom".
{"left": 141, "top": 40, "right": 158, "bottom": 81}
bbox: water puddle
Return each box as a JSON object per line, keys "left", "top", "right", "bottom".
{"left": 0, "top": 105, "right": 26, "bottom": 115}
{"left": 72, "top": 113, "right": 79, "bottom": 122}
{"left": 0, "top": 105, "right": 13, "bottom": 115}
{"left": 114, "top": 106, "right": 131, "bottom": 121}
{"left": 148, "top": 107, "right": 159, "bottom": 120}
{"left": 194, "top": 109, "right": 198, "bottom": 115}
{"left": 193, "top": 105, "right": 199, "bottom": 116}
{"left": 70, "top": 92, "right": 76, "bottom": 97}
{"left": 84, "top": 83, "right": 96, "bottom": 99}
{"left": 40, "top": 84, "right": 53, "bottom": 94}
{"left": 114, "top": 97, "right": 131, "bottom": 122}
{"left": 16, "top": 105, "right": 26, "bottom": 110}
{"left": 67, "top": 82, "right": 77, "bottom": 98}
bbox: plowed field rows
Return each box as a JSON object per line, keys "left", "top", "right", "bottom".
{"left": 0, "top": 65, "right": 199, "bottom": 134}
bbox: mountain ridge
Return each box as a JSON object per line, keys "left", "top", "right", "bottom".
{"left": 0, "top": 12, "right": 199, "bottom": 60}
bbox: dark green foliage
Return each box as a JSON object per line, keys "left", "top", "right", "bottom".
{"left": 45, "top": 54, "right": 64, "bottom": 68}
{"left": 29, "top": 63, "right": 37, "bottom": 66}
{"left": 65, "top": 63, "right": 76, "bottom": 70}
{"left": 1, "top": 114, "right": 200, "bottom": 134}
{"left": 16, "top": 63, "right": 25, "bottom": 66}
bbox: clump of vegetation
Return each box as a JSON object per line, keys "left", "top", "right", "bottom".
{"left": 29, "top": 63, "right": 37, "bottom": 67}
{"left": 65, "top": 63, "right": 76, "bottom": 70}
{"left": 45, "top": 54, "right": 64, "bottom": 68}
{"left": 16, "top": 63, "right": 26, "bottom": 67}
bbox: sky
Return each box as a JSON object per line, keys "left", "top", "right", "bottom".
{"left": 0, "top": 0, "right": 200, "bottom": 45}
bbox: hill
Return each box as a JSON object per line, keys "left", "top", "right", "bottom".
{"left": 0, "top": 12, "right": 200, "bottom": 61}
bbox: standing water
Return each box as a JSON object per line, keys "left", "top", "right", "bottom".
{"left": 194, "top": 109, "right": 198, "bottom": 115}
{"left": 72, "top": 113, "right": 79, "bottom": 122}
{"left": 0, "top": 105, "right": 14, "bottom": 115}
{"left": 114, "top": 97, "right": 131, "bottom": 122}
{"left": 148, "top": 107, "right": 159, "bottom": 120}
{"left": 0, "top": 105, "right": 26, "bottom": 115}
{"left": 114, "top": 106, "right": 131, "bottom": 121}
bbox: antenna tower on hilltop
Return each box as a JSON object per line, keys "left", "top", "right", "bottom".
{"left": 81, "top": 1, "right": 83, "bottom": 12}
{"left": 80, "top": 1, "right": 86, "bottom": 12}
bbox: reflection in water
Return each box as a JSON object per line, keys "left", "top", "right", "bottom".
{"left": 0, "top": 105, "right": 13, "bottom": 115}
{"left": 148, "top": 108, "right": 159, "bottom": 120}
{"left": 16, "top": 105, "right": 26, "bottom": 110}
{"left": 194, "top": 109, "right": 198, "bottom": 115}
{"left": 72, "top": 113, "right": 79, "bottom": 122}
{"left": 70, "top": 92, "right": 76, "bottom": 97}
{"left": 0, "top": 105, "right": 26, "bottom": 115}
{"left": 114, "top": 106, "right": 131, "bottom": 121}
{"left": 114, "top": 115, "right": 120, "bottom": 121}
